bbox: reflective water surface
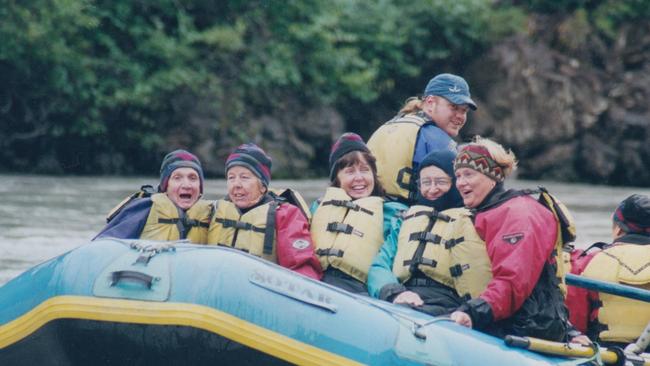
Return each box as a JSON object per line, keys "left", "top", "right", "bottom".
{"left": 1, "top": 174, "right": 649, "bottom": 285}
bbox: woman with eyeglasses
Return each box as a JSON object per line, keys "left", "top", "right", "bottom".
{"left": 367, "top": 149, "right": 465, "bottom": 315}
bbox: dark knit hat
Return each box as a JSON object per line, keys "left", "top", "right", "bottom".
{"left": 328, "top": 132, "right": 370, "bottom": 181}
{"left": 416, "top": 150, "right": 463, "bottom": 211}
{"left": 613, "top": 194, "right": 650, "bottom": 234}
{"left": 454, "top": 145, "right": 505, "bottom": 182}
{"left": 419, "top": 150, "right": 456, "bottom": 179}
{"left": 225, "top": 143, "right": 272, "bottom": 187}
{"left": 158, "top": 149, "right": 204, "bottom": 193}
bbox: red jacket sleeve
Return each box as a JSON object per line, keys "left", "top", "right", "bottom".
{"left": 474, "top": 196, "right": 557, "bottom": 321}
{"left": 275, "top": 203, "right": 323, "bottom": 280}
{"left": 565, "top": 249, "right": 599, "bottom": 333}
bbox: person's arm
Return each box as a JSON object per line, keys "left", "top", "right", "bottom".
{"left": 368, "top": 202, "right": 407, "bottom": 299}
{"left": 459, "top": 198, "right": 556, "bottom": 328}
{"left": 275, "top": 203, "right": 322, "bottom": 280}
{"left": 93, "top": 198, "right": 153, "bottom": 240}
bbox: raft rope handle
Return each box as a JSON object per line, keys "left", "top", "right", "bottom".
{"left": 412, "top": 316, "right": 455, "bottom": 340}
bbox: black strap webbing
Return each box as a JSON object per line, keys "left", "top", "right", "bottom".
{"left": 316, "top": 248, "right": 344, "bottom": 257}
{"left": 407, "top": 217, "right": 437, "bottom": 273}
{"left": 322, "top": 200, "right": 373, "bottom": 215}
{"left": 327, "top": 222, "right": 354, "bottom": 235}
{"left": 449, "top": 264, "right": 465, "bottom": 278}
{"left": 262, "top": 201, "right": 278, "bottom": 255}
{"left": 213, "top": 218, "right": 266, "bottom": 233}
{"left": 403, "top": 258, "right": 437, "bottom": 268}
{"left": 409, "top": 231, "right": 442, "bottom": 244}
{"left": 444, "top": 237, "right": 464, "bottom": 249}
{"left": 402, "top": 210, "right": 452, "bottom": 222}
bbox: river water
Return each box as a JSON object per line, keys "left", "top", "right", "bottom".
{"left": 1, "top": 174, "right": 649, "bottom": 286}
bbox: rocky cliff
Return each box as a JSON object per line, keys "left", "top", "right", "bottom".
{"left": 464, "top": 14, "right": 650, "bottom": 186}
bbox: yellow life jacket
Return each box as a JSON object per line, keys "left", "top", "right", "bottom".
{"left": 581, "top": 244, "right": 650, "bottom": 343}
{"left": 207, "top": 196, "right": 279, "bottom": 263}
{"left": 392, "top": 206, "right": 458, "bottom": 288}
{"left": 536, "top": 187, "right": 577, "bottom": 296}
{"left": 367, "top": 113, "right": 426, "bottom": 202}
{"left": 392, "top": 207, "right": 491, "bottom": 299}
{"left": 311, "top": 187, "right": 384, "bottom": 283}
{"left": 105, "top": 185, "right": 156, "bottom": 223}
{"left": 268, "top": 188, "right": 311, "bottom": 221}
{"left": 139, "top": 193, "right": 212, "bottom": 243}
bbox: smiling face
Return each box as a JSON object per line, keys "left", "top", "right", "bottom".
{"left": 335, "top": 154, "right": 375, "bottom": 200}
{"left": 227, "top": 165, "right": 267, "bottom": 209}
{"left": 418, "top": 165, "right": 452, "bottom": 201}
{"left": 425, "top": 96, "right": 469, "bottom": 137}
{"left": 165, "top": 167, "right": 201, "bottom": 210}
{"left": 455, "top": 167, "right": 496, "bottom": 208}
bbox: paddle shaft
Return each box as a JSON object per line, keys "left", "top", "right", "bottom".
{"left": 565, "top": 273, "right": 650, "bottom": 303}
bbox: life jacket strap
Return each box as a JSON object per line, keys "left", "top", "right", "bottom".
{"left": 326, "top": 222, "right": 364, "bottom": 237}
{"left": 316, "top": 248, "right": 345, "bottom": 257}
{"left": 158, "top": 217, "right": 209, "bottom": 229}
{"left": 214, "top": 218, "right": 265, "bottom": 233}
{"left": 450, "top": 263, "right": 467, "bottom": 278}
{"left": 322, "top": 200, "right": 373, "bottom": 215}
{"left": 263, "top": 201, "right": 278, "bottom": 255}
{"left": 444, "top": 237, "right": 465, "bottom": 249}
{"left": 409, "top": 231, "right": 442, "bottom": 244}
{"left": 403, "top": 258, "right": 437, "bottom": 268}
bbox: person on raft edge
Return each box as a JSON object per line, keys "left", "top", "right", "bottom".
{"left": 95, "top": 149, "right": 212, "bottom": 243}
{"left": 206, "top": 143, "right": 322, "bottom": 280}
{"left": 566, "top": 193, "right": 650, "bottom": 350}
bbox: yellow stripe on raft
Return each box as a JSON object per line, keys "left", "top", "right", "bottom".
{"left": 0, "top": 295, "right": 362, "bottom": 366}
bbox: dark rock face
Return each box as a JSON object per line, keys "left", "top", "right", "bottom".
{"left": 465, "top": 15, "right": 650, "bottom": 186}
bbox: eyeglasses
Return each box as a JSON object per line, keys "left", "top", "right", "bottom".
{"left": 419, "top": 177, "right": 451, "bottom": 189}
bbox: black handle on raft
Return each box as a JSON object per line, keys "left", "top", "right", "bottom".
{"left": 504, "top": 335, "right": 531, "bottom": 349}
{"left": 110, "top": 270, "right": 154, "bottom": 289}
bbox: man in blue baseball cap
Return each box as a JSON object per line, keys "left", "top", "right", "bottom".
{"left": 368, "top": 72, "right": 477, "bottom": 205}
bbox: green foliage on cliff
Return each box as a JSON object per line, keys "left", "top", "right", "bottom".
{"left": 0, "top": 0, "right": 642, "bottom": 177}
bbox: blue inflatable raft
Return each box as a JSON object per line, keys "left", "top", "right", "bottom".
{"left": 0, "top": 238, "right": 589, "bottom": 365}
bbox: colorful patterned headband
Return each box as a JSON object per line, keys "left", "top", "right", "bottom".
{"left": 453, "top": 145, "right": 505, "bottom": 182}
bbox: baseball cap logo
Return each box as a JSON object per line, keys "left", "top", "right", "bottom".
{"left": 449, "top": 85, "right": 461, "bottom": 93}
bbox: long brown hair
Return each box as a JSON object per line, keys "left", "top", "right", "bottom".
{"left": 331, "top": 151, "right": 385, "bottom": 197}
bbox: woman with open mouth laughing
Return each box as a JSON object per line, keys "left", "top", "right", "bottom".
{"left": 446, "top": 136, "right": 588, "bottom": 344}
{"left": 310, "top": 133, "right": 406, "bottom": 295}
{"left": 94, "top": 149, "right": 213, "bottom": 243}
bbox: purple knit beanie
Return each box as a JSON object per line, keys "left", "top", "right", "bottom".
{"left": 225, "top": 143, "right": 272, "bottom": 187}
{"left": 328, "top": 132, "right": 370, "bottom": 181}
{"left": 158, "top": 149, "right": 204, "bottom": 193}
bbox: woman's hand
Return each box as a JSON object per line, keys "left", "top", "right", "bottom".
{"left": 450, "top": 311, "right": 473, "bottom": 328}
{"left": 392, "top": 291, "right": 424, "bottom": 307}
{"left": 570, "top": 334, "right": 592, "bottom": 346}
